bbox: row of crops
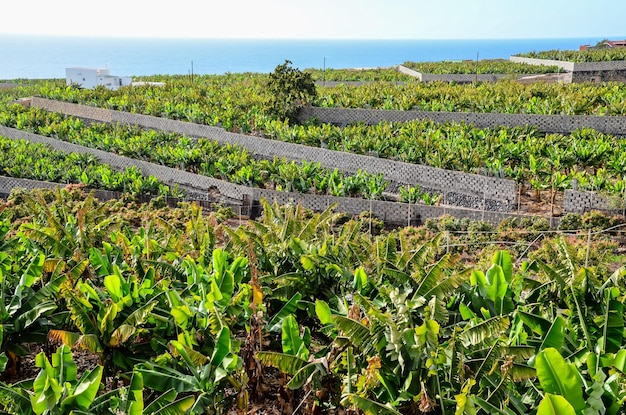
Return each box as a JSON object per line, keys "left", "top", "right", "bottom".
{"left": 306, "top": 67, "right": 417, "bottom": 82}
{"left": 28, "top": 77, "right": 626, "bottom": 116}
{"left": 0, "top": 105, "right": 395, "bottom": 201}
{"left": 517, "top": 47, "right": 626, "bottom": 62}
{"left": 0, "top": 136, "right": 181, "bottom": 197}
{"left": 4, "top": 77, "right": 626, "bottom": 207}
{"left": 5, "top": 94, "right": 626, "bottom": 207}
{"left": 0, "top": 186, "right": 624, "bottom": 414}
{"left": 401, "top": 59, "right": 560, "bottom": 75}
{"left": 313, "top": 81, "right": 626, "bottom": 114}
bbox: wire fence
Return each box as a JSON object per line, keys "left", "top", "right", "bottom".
{"left": 90, "top": 189, "right": 252, "bottom": 218}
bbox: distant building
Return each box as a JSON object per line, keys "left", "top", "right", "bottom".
{"left": 65, "top": 67, "right": 132, "bottom": 90}
{"left": 579, "top": 39, "right": 626, "bottom": 51}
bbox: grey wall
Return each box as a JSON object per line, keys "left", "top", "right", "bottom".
{"left": 253, "top": 188, "right": 549, "bottom": 226}
{"left": 0, "top": 125, "right": 254, "bottom": 204}
{"left": 564, "top": 189, "right": 625, "bottom": 213}
{"left": 29, "top": 98, "right": 518, "bottom": 211}
{"left": 298, "top": 106, "right": 626, "bottom": 136}
{"left": 397, "top": 65, "right": 539, "bottom": 83}
{"left": 510, "top": 56, "right": 626, "bottom": 72}
{"left": 510, "top": 56, "right": 626, "bottom": 82}
{"left": 0, "top": 125, "right": 535, "bottom": 226}
{"left": 0, "top": 173, "right": 544, "bottom": 228}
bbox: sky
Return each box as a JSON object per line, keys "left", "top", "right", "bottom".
{"left": 2, "top": 0, "right": 625, "bottom": 40}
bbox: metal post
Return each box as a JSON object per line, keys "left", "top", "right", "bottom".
{"left": 475, "top": 51, "right": 479, "bottom": 83}
{"left": 585, "top": 229, "right": 592, "bottom": 268}
{"left": 408, "top": 201, "right": 411, "bottom": 227}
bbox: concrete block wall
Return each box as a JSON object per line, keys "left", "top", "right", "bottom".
{"left": 298, "top": 106, "right": 626, "bottom": 136}
{"left": 397, "top": 65, "right": 530, "bottom": 83}
{"left": 571, "top": 70, "right": 626, "bottom": 83}
{"left": 564, "top": 189, "right": 625, "bottom": 213}
{"left": 253, "top": 187, "right": 545, "bottom": 226}
{"left": 29, "top": 98, "right": 518, "bottom": 211}
{"left": 510, "top": 56, "right": 626, "bottom": 82}
{"left": 0, "top": 172, "right": 540, "bottom": 227}
{"left": 0, "top": 176, "right": 252, "bottom": 216}
{"left": 0, "top": 125, "right": 254, "bottom": 203}
{"left": 510, "top": 56, "right": 576, "bottom": 72}
{"left": 0, "top": 176, "right": 62, "bottom": 193}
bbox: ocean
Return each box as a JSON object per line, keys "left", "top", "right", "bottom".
{"left": 0, "top": 35, "right": 613, "bottom": 80}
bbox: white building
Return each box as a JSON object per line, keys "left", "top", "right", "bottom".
{"left": 65, "top": 67, "right": 132, "bottom": 90}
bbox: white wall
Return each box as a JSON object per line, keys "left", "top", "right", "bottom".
{"left": 65, "top": 67, "right": 130, "bottom": 90}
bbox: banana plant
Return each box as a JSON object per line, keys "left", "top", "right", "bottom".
{"left": 456, "top": 251, "right": 516, "bottom": 319}
{"left": 0, "top": 345, "right": 102, "bottom": 415}
{"left": 0, "top": 252, "right": 62, "bottom": 378}
{"left": 49, "top": 263, "right": 165, "bottom": 376}
{"left": 256, "top": 314, "right": 329, "bottom": 390}
{"left": 452, "top": 251, "right": 538, "bottom": 413}
{"left": 305, "top": 262, "right": 468, "bottom": 414}
{"left": 85, "top": 369, "right": 194, "bottom": 415}
{"left": 137, "top": 326, "right": 243, "bottom": 415}
{"left": 532, "top": 348, "right": 587, "bottom": 415}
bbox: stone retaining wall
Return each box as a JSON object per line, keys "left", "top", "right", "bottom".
{"left": 511, "top": 56, "right": 626, "bottom": 72}
{"left": 0, "top": 176, "right": 62, "bottom": 193}
{"left": 298, "top": 106, "right": 626, "bottom": 136}
{"left": 564, "top": 189, "right": 625, "bottom": 213}
{"left": 0, "top": 176, "right": 252, "bottom": 216}
{"left": 0, "top": 126, "right": 542, "bottom": 226}
{"left": 510, "top": 56, "right": 626, "bottom": 82}
{"left": 0, "top": 125, "right": 254, "bottom": 204}
{"left": 253, "top": 188, "right": 541, "bottom": 226}
{"left": 398, "top": 65, "right": 532, "bottom": 83}
{"left": 0, "top": 172, "right": 542, "bottom": 227}
{"left": 29, "top": 98, "right": 518, "bottom": 211}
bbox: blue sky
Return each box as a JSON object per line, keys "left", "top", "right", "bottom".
{"left": 3, "top": 0, "right": 625, "bottom": 39}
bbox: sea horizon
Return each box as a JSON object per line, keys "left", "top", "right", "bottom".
{"left": 1, "top": 34, "right": 621, "bottom": 80}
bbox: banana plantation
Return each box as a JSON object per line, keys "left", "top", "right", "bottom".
{"left": 0, "top": 188, "right": 624, "bottom": 414}
{"left": 0, "top": 65, "right": 625, "bottom": 414}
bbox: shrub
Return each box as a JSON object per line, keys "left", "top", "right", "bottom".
{"left": 265, "top": 60, "right": 317, "bottom": 123}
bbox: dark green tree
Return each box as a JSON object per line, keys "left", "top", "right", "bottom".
{"left": 265, "top": 60, "right": 317, "bottom": 123}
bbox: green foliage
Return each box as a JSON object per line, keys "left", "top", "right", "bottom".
{"left": 534, "top": 348, "right": 586, "bottom": 414}
{"left": 403, "top": 59, "right": 560, "bottom": 74}
{"left": 0, "top": 345, "right": 104, "bottom": 415}
{"left": 518, "top": 47, "right": 626, "bottom": 62}
{"left": 0, "top": 136, "right": 178, "bottom": 197}
{"left": 265, "top": 60, "right": 317, "bottom": 122}
{"left": 306, "top": 67, "right": 415, "bottom": 82}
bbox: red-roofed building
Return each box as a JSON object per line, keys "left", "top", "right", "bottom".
{"left": 580, "top": 39, "right": 626, "bottom": 50}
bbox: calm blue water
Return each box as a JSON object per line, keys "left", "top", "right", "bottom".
{"left": 0, "top": 35, "right": 615, "bottom": 80}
